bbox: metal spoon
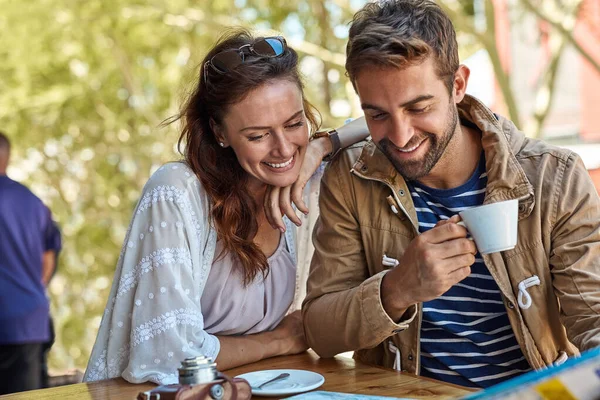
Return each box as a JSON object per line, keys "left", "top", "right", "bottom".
{"left": 253, "top": 372, "right": 291, "bottom": 389}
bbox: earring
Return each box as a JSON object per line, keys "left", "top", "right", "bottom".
{"left": 219, "top": 142, "right": 225, "bottom": 147}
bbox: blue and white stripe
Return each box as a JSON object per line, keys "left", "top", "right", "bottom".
{"left": 406, "top": 154, "right": 531, "bottom": 388}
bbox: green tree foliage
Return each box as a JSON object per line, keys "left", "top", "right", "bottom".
{"left": 0, "top": 0, "right": 367, "bottom": 371}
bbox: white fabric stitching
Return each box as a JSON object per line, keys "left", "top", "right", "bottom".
{"left": 137, "top": 184, "right": 202, "bottom": 239}
{"left": 132, "top": 308, "right": 203, "bottom": 347}
{"left": 86, "top": 345, "right": 129, "bottom": 381}
{"left": 116, "top": 247, "right": 192, "bottom": 298}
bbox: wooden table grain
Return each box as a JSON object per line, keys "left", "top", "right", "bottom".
{"left": 0, "top": 351, "right": 474, "bottom": 399}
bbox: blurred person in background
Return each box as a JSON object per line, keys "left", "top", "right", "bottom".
{"left": 40, "top": 220, "right": 62, "bottom": 389}
{"left": 84, "top": 29, "right": 369, "bottom": 385}
{"left": 0, "top": 131, "right": 62, "bottom": 394}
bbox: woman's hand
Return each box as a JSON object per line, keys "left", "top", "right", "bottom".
{"left": 264, "top": 117, "right": 369, "bottom": 232}
{"left": 264, "top": 137, "right": 330, "bottom": 232}
{"left": 215, "top": 310, "right": 308, "bottom": 369}
{"left": 272, "top": 310, "right": 308, "bottom": 355}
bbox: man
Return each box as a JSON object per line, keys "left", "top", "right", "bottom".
{"left": 0, "top": 131, "right": 61, "bottom": 394}
{"left": 302, "top": 0, "right": 600, "bottom": 389}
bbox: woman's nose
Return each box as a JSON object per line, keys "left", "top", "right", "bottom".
{"left": 273, "top": 135, "right": 295, "bottom": 158}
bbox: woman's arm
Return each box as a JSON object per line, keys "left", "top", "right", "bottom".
{"left": 85, "top": 164, "right": 220, "bottom": 385}
{"left": 320, "top": 116, "right": 370, "bottom": 159}
{"left": 264, "top": 117, "right": 369, "bottom": 231}
{"left": 214, "top": 311, "right": 306, "bottom": 370}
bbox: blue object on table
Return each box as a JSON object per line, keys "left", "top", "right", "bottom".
{"left": 460, "top": 347, "right": 600, "bottom": 399}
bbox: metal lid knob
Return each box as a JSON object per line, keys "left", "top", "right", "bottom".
{"left": 180, "top": 355, "right": 215, "bottom": 368}
{"left": 178, "top": 355, "right": 218, "bottom": 385}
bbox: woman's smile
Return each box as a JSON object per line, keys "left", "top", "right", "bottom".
{"left": 263, "top": 153, "right": 296, "bottom": 172}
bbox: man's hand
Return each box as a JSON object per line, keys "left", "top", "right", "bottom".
{"left": 264, "top": 137, "right": 330, "bottom": 232}
{"left": 381, "top": 215, "right": 476, "bottom": 321}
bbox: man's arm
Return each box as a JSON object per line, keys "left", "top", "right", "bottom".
{"left": 42, "top": 250, "right": 56, "bottom": 286}
{"left": 302, "top": 156, "right": 415, "bottom": 358}
{"left": 550, "top": 154, "right": 600, "bottom": 350}
{"left": 302, "top": 150, "right": 476, "bottom": 357}
{"left": 42, "top": 218, "right": 62, "bottom": 285}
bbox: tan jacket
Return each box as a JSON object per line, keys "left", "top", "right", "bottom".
{"left": 302, "top": 95, "right": 600, "bottom": 375}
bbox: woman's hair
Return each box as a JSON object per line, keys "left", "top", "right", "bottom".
{"left": 177, "top": 29, "right": 320, "bottom": 285}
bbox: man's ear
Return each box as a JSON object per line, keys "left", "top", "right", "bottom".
{"left": 210, "top": 118, "right": 228, "bottom": 147}
{"left": 452, "top": 64, "right": 470, "bottom": 104}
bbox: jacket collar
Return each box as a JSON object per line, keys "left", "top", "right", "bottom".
{"left": 352, "top": 94, "right": 535, "bottom": 219}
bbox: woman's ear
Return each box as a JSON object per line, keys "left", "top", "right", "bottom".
{"left": 210, "top": 118, "right": 228, "bottom": 148}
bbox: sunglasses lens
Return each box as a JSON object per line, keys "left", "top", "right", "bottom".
{"left": 254, "top": 38, "right": 284, "bottom": 56}
{"left": 211, "top": 50, "right": 242, "bottom": 73}
{"left": 207, "top": 37, "right": 286, "bottom": 78}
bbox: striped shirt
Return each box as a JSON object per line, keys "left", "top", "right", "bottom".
{"left": 406, "top": 154, "right": 531, "bottom": 388}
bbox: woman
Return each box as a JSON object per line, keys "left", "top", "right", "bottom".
{"left": 84, "top": 30, "right": 368, "bottom": 385}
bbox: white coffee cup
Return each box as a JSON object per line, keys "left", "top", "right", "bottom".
{"left": 458, "top": 199, "right": 519, "bottom": 255}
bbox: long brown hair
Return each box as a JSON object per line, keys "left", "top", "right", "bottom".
{"left": 177, "top": 29, "right": 320, "bottom": 285}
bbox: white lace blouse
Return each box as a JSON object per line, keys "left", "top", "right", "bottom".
{"left": 83, "top": 162, "right": 297, "bottom": 385}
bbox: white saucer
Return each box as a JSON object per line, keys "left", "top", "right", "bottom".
{"left": 235, "top": 369, "right": 325, "bottom": 397}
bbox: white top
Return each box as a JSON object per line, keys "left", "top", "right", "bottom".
{"left": 202, "top": 235, "right": 296, "bottom": 335}
{"left": 83, "top": 162, "right": 297, "bottom": 385}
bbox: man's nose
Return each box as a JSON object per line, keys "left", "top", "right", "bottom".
{"left": 388, "top": 115, "right": 414, "bottom": 148}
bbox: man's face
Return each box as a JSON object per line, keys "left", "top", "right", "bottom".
{"left": 354, "top": 56, "right": 459, "bottom": 181}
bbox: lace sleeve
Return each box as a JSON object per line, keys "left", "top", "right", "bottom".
{"left": 291, "top": 162, "right": 326, "bottom": 310}
{"left": 84, "top": 163, "right": 219, "bottom": 385}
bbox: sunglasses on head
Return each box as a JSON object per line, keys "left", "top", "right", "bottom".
{"left": 203, "top": 36, "right": 287, "bottom": 82}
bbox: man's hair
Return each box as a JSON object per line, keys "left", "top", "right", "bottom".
{"left": 0, "top": 131, "right": 10, "bottom": 152}
{"left": 345, "top": 0, "right": 459, "bottom": 92}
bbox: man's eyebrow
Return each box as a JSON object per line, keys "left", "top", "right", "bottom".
{"left": 400, "top": 95, "right": 434, "bottom": 108}
{"left": 239, "top": 110, "right": 304, "bottom": 132}
{"left": 361, "top": 95, "right": 435, "bottom": 112}
{"left": 361, "top": 103, "right": 385, "bottom": 112}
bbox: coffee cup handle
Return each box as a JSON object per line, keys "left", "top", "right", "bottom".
{"left": 455, "top": 220, "right": 475, "bottom": 241}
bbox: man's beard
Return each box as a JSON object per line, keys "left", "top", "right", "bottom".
{"left": 378, "top": 104, "right": 458, "bottom": 181}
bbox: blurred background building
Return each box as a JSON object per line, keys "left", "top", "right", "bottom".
{"left": 463, "top": 0, "right": 600, "bottom": 189}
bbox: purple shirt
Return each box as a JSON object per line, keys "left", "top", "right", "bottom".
{"left": 201, "top": 234, "right": 296, "bottom": 336}
{"left": 0, "top": 175, "right": 61, "bottom": 344}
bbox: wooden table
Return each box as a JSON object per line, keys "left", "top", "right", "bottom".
{"left": 0, "top": 351, "right": 474, "bottom": 399}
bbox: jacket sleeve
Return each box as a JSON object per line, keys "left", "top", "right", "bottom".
{"left": 302, "top": 157, "right": 414, "bottom": 358}
{"left": 550, "top": 153, "right": 600, "bottom": 351}
{"left": 84, "top": 164, "right": 219, "bottom": 385}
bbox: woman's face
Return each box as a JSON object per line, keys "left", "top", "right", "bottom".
{"left": 216, "top": 79, "right": 309, "bottom": 190}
